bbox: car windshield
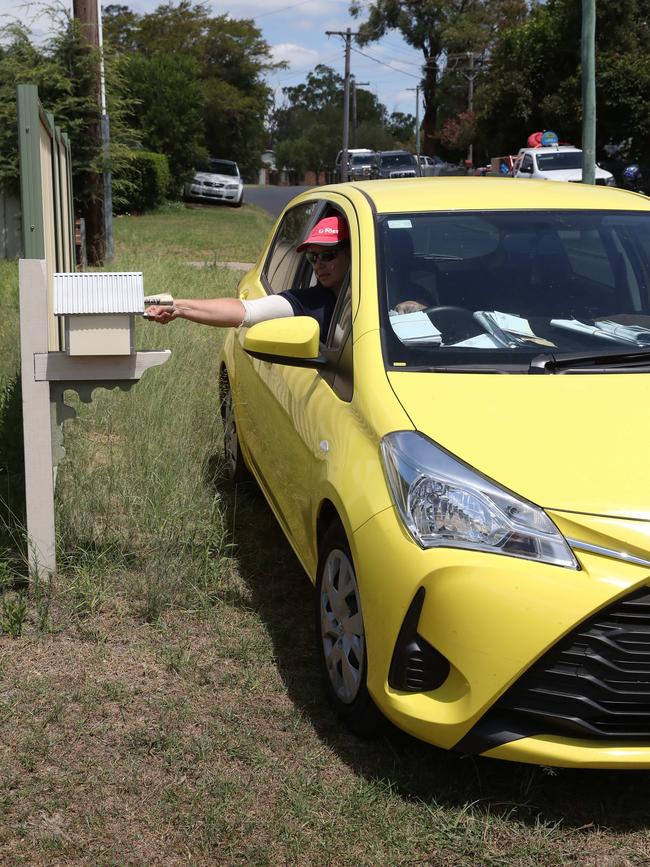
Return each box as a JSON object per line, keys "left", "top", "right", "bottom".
{"left": 379, "top": 210, "right": 650, "bottom": 371}
{"left": 535, "top": 152, "right": 583, "bottom": 171}
{"left": 352, "top": 155, "right": 372, "bottom": 165}
{"left": 381, "top": 154, "right": 415, "bottom": 168}
{"left": 207, "top": 160, "right": 239, "bottom": 177}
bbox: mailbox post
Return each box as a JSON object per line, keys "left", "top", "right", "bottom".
{"left": 20, "top": 263, "right": 170, "bottom": 578}
{"left": 17, "top": 84, "right": 170, "bottom": 578}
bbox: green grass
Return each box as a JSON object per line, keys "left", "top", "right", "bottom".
{"left": 114, "top": 199, "right": 273, "bottom": 265}
{"left": 0, "top": 260, "right": 19, "bottom": 386}
{"left": 1, "top": 202, "right": 650, "bottom": 865}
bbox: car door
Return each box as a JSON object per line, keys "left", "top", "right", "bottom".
{"left": 235, "top": 202, "right": 358, "bottom": 572}
{"left": 232, "top": 199, "right": 324, "bottom": 475}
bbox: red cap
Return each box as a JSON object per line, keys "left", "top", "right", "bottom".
{"left": 296, "top": 215, "right": 349, "bottom": 251}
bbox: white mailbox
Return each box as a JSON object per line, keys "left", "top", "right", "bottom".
{"left": 54, "top": 271, "right": 145, "bottom": 356}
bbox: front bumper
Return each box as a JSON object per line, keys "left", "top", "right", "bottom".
{"left": 353, "top": 506, "right": 650, "bottom": 767}
{"left": 185, "top": 183, "right": 241, "bottom": 202}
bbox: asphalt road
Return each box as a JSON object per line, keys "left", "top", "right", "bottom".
{"left": 244, "top": 185, "right": 304, "bottom": 217}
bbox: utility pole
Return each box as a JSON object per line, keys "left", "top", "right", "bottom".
{"left": 446, "top": 51, "right": 484, "bottom": 166}
{"left": 406, "top": 85, "right": 421, "bottom": 158}
{"left": 581, "top": 0, "right": 596, "bottom": 184}
{"left": 97, "top": 0, "right": 114, "bottom": 260}
{"left": 326, "top": 28, "right": 357, "bottom": 182}
{"left": 351, "top": 78, "right": 369, "bottom": 149}
{"left": 72, "top": 0, "right": 106, "bottom": 264}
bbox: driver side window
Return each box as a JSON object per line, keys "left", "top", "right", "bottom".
{"left": 263, "top": 202, "right": 319, "bottom": 294}
{"left": 520, "top": 154, "right": 534, "bottom": 174}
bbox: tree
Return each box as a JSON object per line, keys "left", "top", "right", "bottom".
{"left": 0, "top": 11, "right": 138, "bottom": 212}
{"left": 272, "top": 64, "right": 410, "bottom": 178}
{"left": 350, "top": 0, "right": 527, "bottom": 154}
{"left": 103, "top": 2, "right": 279, "bottom": 183}
{"left": 476, "top": 0, "right": 650, "bottom": 161}
{"left": 385, "top": 111, "right": 416, "bottom": 145}
{"left": 121, "top": 50, "right": 207, "bottom": 188}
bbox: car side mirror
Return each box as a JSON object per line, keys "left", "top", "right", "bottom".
{"left": 243, "top": 316, "right": 327, "bottom": 368}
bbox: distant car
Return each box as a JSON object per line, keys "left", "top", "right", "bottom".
{"left": 348, "top": 152, "right": 376, "bottom": 181}
{"left": 418, "top": 155, "right": 466, "bottom": 178}
{"left": 418, "top": 155, "right": 443, "bottom": 177}
{"left": 184, "top": 158, "right": 244, "bottom": 207}
{"left": 336, "top": 148, "right": 374, "bottom": 181}
{"left": 371, "top": 150, "right": 420, "bottom": 179}
{"left": 512, "top": 146, "right": 615, "bottom": 186}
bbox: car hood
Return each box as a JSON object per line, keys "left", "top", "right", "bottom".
{"left": 539, "top": 167, "right": 612, "bottom": 182}
{"left": 387, "top": 370, "right": 650, "bottom": 520}
{"left": 194, "top": 172, "right": 240, "bottom": 184}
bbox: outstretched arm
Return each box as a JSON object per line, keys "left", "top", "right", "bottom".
{"left": 145, "top": 297, "right": 245, "bottom": 327}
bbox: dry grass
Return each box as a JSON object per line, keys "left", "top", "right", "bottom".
{"left": 2, "top": 203, "right": 650, "bottom": 864}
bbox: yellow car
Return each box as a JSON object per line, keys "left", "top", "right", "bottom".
{"left": 220, "top": 177, "right": 650, "bottom": 768}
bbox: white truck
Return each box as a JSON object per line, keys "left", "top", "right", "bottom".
{"left": 512, "top": 145, "right": 615, "bottom": 186}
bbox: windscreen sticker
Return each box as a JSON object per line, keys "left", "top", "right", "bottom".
{"left": 387, "top": 219, "right": 412, "bottom": 229}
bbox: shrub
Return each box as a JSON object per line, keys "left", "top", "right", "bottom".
{"left": 115, "top": 150, "right": 170, "bottom": 214}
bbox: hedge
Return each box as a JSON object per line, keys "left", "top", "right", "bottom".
{"left": 115, "top": 150, "right": 170, "bottom": 214}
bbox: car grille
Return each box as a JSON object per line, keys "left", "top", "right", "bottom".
{"left": 485, "top": 586, "right": 650, "bottom": 740}
{"left": 204, "top": 181, "right": 224, "bottom": 188}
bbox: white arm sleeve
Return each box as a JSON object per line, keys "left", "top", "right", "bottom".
{"left": 240, "top": 295, "right": 295, "bottom": 326}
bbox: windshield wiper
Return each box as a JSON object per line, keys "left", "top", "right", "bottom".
{"left": 529, "top": 348, "right": 650, "bottom": 374}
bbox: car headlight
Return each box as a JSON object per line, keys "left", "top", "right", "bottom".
{"left": 226, "top": 184, "right": 240, "bottom": 190}
{"left": 380, "top": 431, "right": 578, "bottom": 568}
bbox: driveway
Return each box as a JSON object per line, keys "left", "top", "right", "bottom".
{"left": 244, "top": 185, "right": 306, "bottom": 217}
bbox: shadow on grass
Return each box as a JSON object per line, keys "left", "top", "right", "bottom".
{"left": 0, "top": 375, "right": 27, "bottom": 571}
{"left": 216, "top": 473, "right": 650, "bottom": 833}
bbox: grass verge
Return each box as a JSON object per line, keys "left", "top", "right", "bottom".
{"left": 1, "top": 202, "right": 650, "bottom": 865}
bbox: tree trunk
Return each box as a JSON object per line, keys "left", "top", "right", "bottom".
{"left": 72, "top": 0, "right": 105, "bottom": 265}
{"left": 421, "top": 56, "right": 439, "bottom": 156}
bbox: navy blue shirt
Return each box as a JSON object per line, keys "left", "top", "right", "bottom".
{"left": 279, "top": 283, "right": 337, "bottom": 341}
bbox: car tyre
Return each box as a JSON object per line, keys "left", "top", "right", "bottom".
{"left": 219, "top": 370, "right": 249, "bottom": 482}
{"left": 230, "top": 193, "right": 243, "bottom": 208}
{"left": 316, "top": 523, "right": 383, "bottom": 736}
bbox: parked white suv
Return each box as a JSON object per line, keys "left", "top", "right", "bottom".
{"left": 184, "top": 158, "right": 244, "bottom": 207}
{"left": 512, "top": 146, "right": 615, "bottom": 186}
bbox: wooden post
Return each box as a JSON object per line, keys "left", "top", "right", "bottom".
{"left": 19, "top": 259, "right": 56, "bottom": 578}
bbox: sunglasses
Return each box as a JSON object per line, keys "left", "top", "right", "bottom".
{"left": 305, "top": 248, "right": 342, "bottom": 265}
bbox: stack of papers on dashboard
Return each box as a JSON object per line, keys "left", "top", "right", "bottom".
{"left": 477, "top": 311, "right": 537, "bottom": 337}
{"left": 595, "top": 320, "right": 650, "bottom": 345}
{"left": 389, "top": 310, "right": 442, "bottom": 344}
{"left": 551, "top": 318, "right": 650, "bottom": 345}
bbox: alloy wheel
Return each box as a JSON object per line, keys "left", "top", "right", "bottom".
{"left": 319, "top": 547, "right": 365, "bottom": 704}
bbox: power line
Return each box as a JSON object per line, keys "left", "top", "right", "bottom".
{"left": 374, "top": 38, "right": 424, "bottom": 63}
{"left": 354, "top": 44, "right": 423, "bottom": 69}
{"left": 267, "top": 51, "right": 343, "bottom": 77}
{"left": 351, "top": 46, "right": 422, "bottom": 79}
{"left": 256, "top": 0, "right": 347, "bottom": 18}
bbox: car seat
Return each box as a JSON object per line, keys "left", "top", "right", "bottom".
{"left": 384, "top": 229, "right": 438, "bottom": 309}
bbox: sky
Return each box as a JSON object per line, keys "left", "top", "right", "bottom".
{"left": 1, "top": 0, "right": 426, "bottom": 117}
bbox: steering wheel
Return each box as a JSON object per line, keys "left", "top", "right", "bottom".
{"left": 423, "top": 305, "right": 476, "bottom": 343}
{"left": 423, "top": 305, "right": 472, "bottom": 317}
